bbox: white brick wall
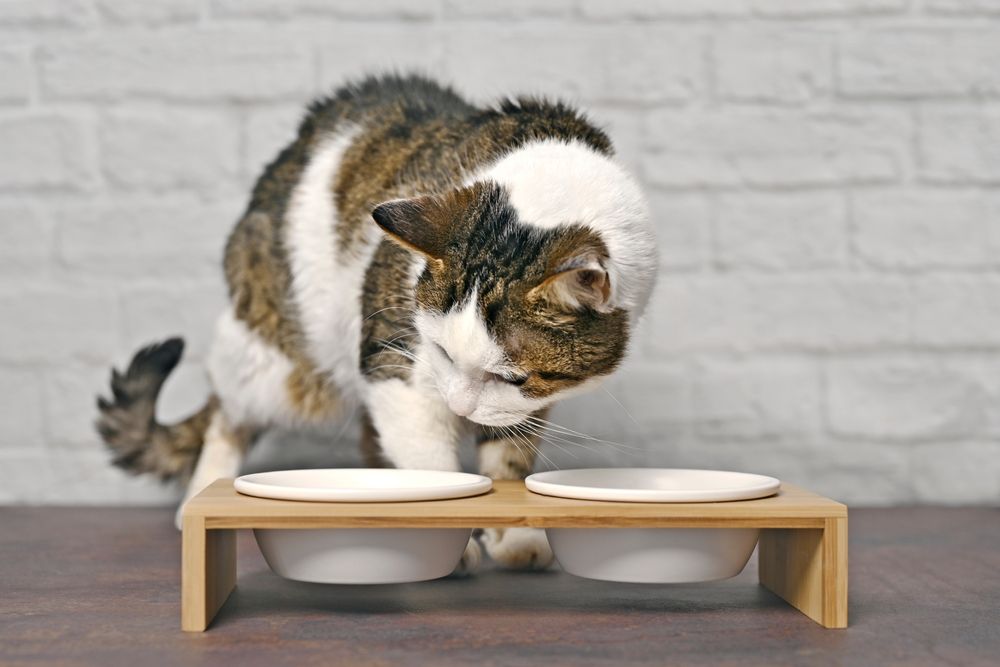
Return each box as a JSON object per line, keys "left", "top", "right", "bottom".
{"left": 2, "top": 0, "right": 999, "bottom": 506}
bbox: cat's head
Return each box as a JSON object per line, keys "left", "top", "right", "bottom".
{"left": 371, "top": 140, "right": 657, "bottom": 426}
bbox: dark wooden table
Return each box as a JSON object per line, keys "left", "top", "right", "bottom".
{"left": 2, "top": 506, "right": 998, "bottom": 666}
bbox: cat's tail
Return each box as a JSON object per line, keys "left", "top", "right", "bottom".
{"left": 96, "top": 338, "right": 218, "bottom": 482}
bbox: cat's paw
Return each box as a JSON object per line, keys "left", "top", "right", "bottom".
{"left": 482, "top": 527, "right": 553, "bottom": 571}
{"left": 451, "top": 536, "right": 482, "bottom": 577}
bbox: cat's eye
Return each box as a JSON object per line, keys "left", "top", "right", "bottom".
{"left": 488, "top": 372, "right": 528, "bottom": 387}
{"left": 433, "top": 342, "right": 453, "bottom": 363}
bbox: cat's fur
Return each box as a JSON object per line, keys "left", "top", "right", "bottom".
{"left": 97, "top": 74, "right": 657, "bottom": 571}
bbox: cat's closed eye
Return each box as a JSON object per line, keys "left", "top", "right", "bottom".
{"left": 488, "top": 372, "right": 528, "bottom": 387}
{"left": 433, "top": 342, "right": 453, "bottom": 363}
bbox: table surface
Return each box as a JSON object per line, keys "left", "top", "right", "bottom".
{"left": 2, "top": 505, "right": 998, "bottom": 667}
{"left": 188, "top": 479, "right": 846, "bottom": 528}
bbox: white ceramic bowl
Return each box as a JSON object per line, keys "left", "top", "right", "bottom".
{"left": 236, "top": 468, "right": 492, "bottom": 584}
{"left": 526, "top": 468, "right": 780, "bottom": 583}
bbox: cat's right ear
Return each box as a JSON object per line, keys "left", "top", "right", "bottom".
{"left": 371, "top": 197, "right": 448, "bottom": 262}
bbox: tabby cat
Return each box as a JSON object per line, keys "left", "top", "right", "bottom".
{"left": 97, "top": 74, "right": 657, "bottom": 571}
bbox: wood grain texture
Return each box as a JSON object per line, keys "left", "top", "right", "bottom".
{"left": 181, "top": 478, "right": 848, "bottom": 630}
{"left": 186, "top": 479, "right": 846, "bottom": 529}
{"left": 757, "top": 516, "right": 849, "bottom": 628}
{"left": 181, "top": 515, "right": 236, "bottom": 632}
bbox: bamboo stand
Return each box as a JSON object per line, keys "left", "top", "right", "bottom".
{"left": 182, "top": 479, "right": 847, "bottom": 631}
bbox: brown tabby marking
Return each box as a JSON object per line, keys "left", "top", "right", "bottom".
{"left": 285, "top": 363, "right": 341, "bottom": 421}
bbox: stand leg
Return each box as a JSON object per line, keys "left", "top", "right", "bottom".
{"left": 758, "top": 517, "right": 848, "bottom": 628}
{"left": 181, "top": 516, "right": 236, "bottom": 631}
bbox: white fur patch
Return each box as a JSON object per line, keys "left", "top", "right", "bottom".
{"left": 285, "top": 126, "right": 380, "bottom": 400}
{"left": 206, "top": 308, "right": 299, "bottom": 428}
{"left": 475, "top": 139, "right": 658, "bottom": 322}
{"left": 365, "top": 374, "right": 462, "bottom": 471}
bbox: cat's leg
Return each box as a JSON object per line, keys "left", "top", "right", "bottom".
{"left": 476, "top": 411, "right": 554, "bottom": 571}
{"left": 363, "top": 377, "right": 483, "bottom": 572}
{"left": 174, "top": 411, "right": 257, "bottom": 529}
{"left": 364, "top": 377, "right": 462, "bottom": 471}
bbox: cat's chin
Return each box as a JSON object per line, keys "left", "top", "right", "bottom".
{"left": 463, "top": 412, "right": 529, "bottom": 428}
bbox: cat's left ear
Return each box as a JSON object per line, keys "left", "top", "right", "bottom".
{"left": 529, "top": 252, "right": 612, "bottom": 313}
{"left": 371, "top": 197, "right": 449, "bottom": 261}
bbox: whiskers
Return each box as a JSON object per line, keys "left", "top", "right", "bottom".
{"left": 491, "top": 410, "right": 644, "bottom": 471}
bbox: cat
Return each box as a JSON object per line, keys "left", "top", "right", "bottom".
{"left": 96, "top": 74, "right": 658, "bottom": 572}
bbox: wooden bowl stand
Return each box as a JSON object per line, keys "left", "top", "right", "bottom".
{"left": 182, "top": 479, "right": 847, "bottom": 632}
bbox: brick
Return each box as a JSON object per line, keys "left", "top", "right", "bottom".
{"left": 244, "top": 105, "right": 306, "bottom": 176}
{"left": 38, "top": 452, "right": 181, "bottom": 504}
{"left": 0, "top": 288, "right": 119, "bottom": 364}
{"left": 120, "top": 283, "right": 228, "bottom": 360}
{"left": 646, "top": 276, "right": 910, "bottom": 354}
{"left": 587, "top": 106, "right": 645, "bottom": 174}
{"left": 445, "top": 0, "right": 574, "bottom": 17}
{"left": 101, "top": 107, "right": 239, "bottom": 190}
{"left": 0, "top": 0, "right": 94, "bottom": 29}
{"left": 714, "top": 30, "right": 832, "bottom": 104}
{"left": 854, "top": 191, "right": 1000, "bottom": 269}
{"left": 918, "top": 109, "right": 1000, "bottom": 184}
{"left": 579, "top": 0, "right": 750, "bottom": 17}
{"left": 802, "top": 442, "right": 912, "bottom": 505}
{"left": 715, "top": 192, "right": 847, "bottom": 270}
{"left": 0, "top": 452, "right": 50, "bottom": 503}
{"left": 0, "top": 48, "right": 31, "bottom": 103}
{"left": 0, "top": 368, "right": 44, "bottom": 448}
{"left": 925, "top": 0, "right": 1000, "bottom": 13}
{"left": 0, "top": 203, "right": 52, "bottom": 277}
{"left": 608, "top": 360, "right": 691, "bottom": 438}
{"left": 751, "top": 0, "right": 906, "bottom": 16}
{"left": 691, "top": 359, "right": 821, "bottom": 441}
{"left": 643, "top": 110, "right": 903, "bottom": 188}
{"left": 318, "top": 25, "right": 448, "bottom": 90}
{"left": 55, "top": 196, "right": 236, "bottom": 278}
{"left": 0, "top": 114, "right": 95, "bottom": 190}
{"left": 95, "top": 0, "right": 202, "bottom": 24}
{"left": 911, "top": 277, "right": 1000, "bottom": 346}
{"left": 839, "top": 30, "right": 1000, "bottom": 98}
{"left": 827, "top": 358, "right": 989, "bottom": 440}
{"left": 42, "top": 364, "right": 107, "bottom": 449}
{"left": 443, "top": 26, "right": 701, "bottom": 104}
{"left": 212, "top": 0, "right": 440, "bottom": 19}
{"left": 39, "top": 30, "right": 313, "bottom": 102}
{"left": 647, "top": 192, "right": 711, "bottom": 271}
{"left": 910, "top": 442, "right": 1000, "bottom": 504}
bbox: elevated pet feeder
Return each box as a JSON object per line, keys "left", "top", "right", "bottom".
{"left": 181, "top": 477, "right": 847, "bottom": 631}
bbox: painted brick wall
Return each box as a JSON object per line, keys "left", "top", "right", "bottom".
{"left": 2, "top": 0, "right": 998, "bottom": 505}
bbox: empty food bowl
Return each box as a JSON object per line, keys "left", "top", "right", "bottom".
{"left": 235, "top": 468, "right": 492, "bottom": 584}
{"left": 525, "top": 468, "right": 780, "bottom": 583}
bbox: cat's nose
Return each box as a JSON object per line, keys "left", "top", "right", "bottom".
{"left": 446, "top": 378, "right": 480, "bottom": 416}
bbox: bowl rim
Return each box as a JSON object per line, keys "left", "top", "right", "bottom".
{"left": 234, "top": 468, "right": 493, "bottom": 503}
{"left": 525, "top": 467, "right": 780, "bottom": 503}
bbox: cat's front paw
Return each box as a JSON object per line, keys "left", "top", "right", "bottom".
{"left": 451, "top": 536, "right": 482, "bottom": 577}
{"left": 482, "top": 527, "right": 553, "bottom": 571}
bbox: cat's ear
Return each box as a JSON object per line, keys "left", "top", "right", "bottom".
{"left": 371, "top": 197, "right": 449, "bottom": 261}
{"left": 529, "top": 252, "right": 612, "bottom": 313}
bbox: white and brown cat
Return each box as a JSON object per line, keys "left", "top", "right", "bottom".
{"left": 97, "top": 74, "right": 658, "bottom": 572}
